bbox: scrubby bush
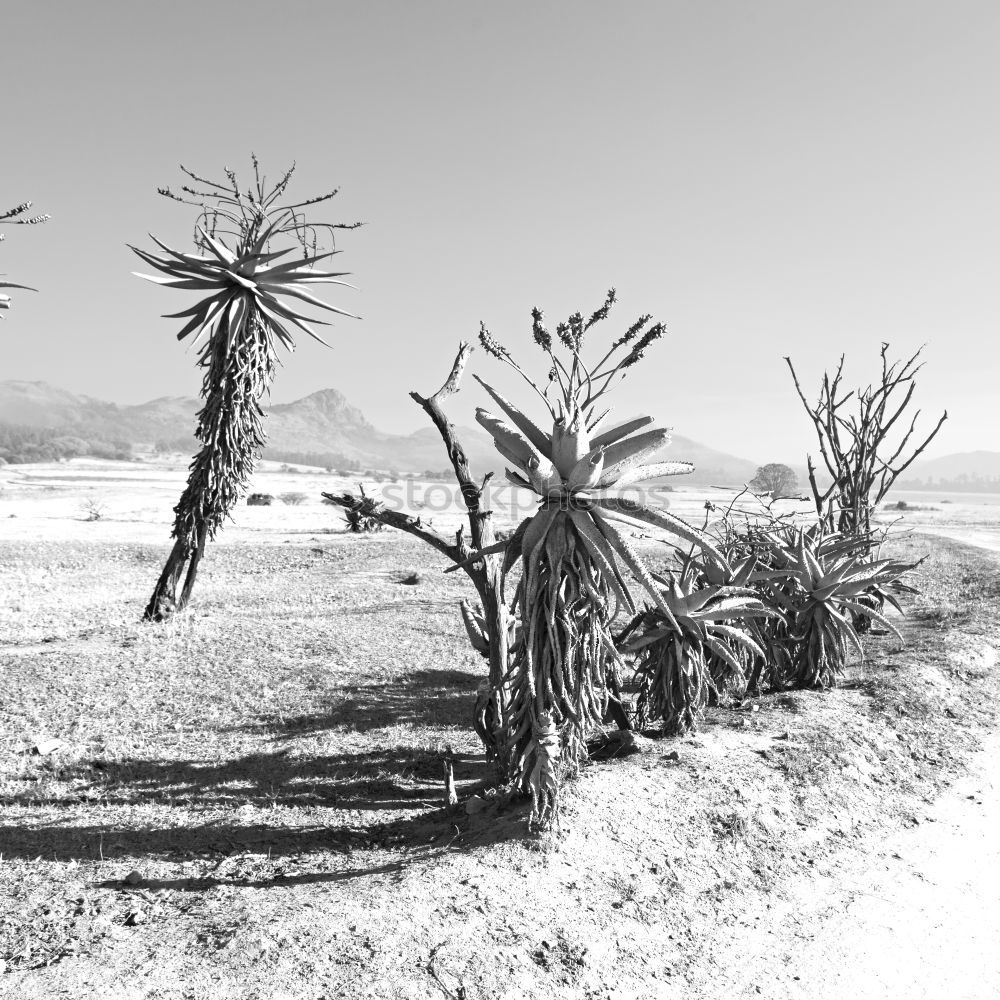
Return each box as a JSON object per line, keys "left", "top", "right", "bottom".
{"left": 80, "top": 498, "right": 108, "bottom": 522}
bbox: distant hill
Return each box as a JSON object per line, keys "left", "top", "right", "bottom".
{"left": 896, "top": 451, "right": 1000, "bottom": 492}
{"left": 0, "top": 379, "right": 868, "bottom": 487}
{"left": 904, "top": 451, "right": 1000, "bottom": 482}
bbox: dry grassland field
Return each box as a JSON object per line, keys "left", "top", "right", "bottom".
{"left": 2, "top": 457, "right": 1000, "bottom": 999}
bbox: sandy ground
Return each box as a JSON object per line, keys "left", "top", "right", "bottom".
{"left": 2, "top": 458, "right": 1000, "bottom": 998}
{"left": 699, "top": 727, "right": 1000, "bottom": 1000}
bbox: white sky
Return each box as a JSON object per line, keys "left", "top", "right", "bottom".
{"left": 3, "top": 0, "right": 996, "bottom": 464}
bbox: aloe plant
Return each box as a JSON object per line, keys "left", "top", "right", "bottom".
{"left": 471, "top": 290, "right": 723, "bottom": 827}
{"left": 132, "top": 159, "right": 360, "bottom": 620}
{"left": 757, "top": 525, "right": 915, "bottom": 688}
{"left": 1, "top": 200, "right": 49, "bottom": 317}
{"left": 623, "top": 565, "right": 780, "bottom": 733}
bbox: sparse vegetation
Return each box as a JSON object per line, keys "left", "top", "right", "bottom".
{"left": 78, "top": 497, "right": 108, "bottom": 522}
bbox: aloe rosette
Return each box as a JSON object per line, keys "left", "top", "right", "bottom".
{"left": 759, "top": 526, "right": 914, "bottom": 688}
{"left": 622, "top": 567, "right": 781, "bottom": 733}
{"left": 472, "top": 294, "right": 725, "bottom": 827}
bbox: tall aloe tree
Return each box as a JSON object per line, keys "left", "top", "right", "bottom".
{"left": 472, "top": 291, "right": 724, "bottom": 828}
{"left": 132, "top": 159, "right": 360, "bottom": 621}
{"left": 1, "top": 200, "right": 50, "bottom": 317}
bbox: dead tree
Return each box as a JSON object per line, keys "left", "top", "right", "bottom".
{"left": 322, "top": 343, "right": 512, "bottom": 762}
{"left": 785, "top": 343, "right": 947, "bottom": 537}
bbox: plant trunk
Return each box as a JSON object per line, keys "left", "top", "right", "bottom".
{"left": 144, "top": 306, "right": 274, "bottom": 621}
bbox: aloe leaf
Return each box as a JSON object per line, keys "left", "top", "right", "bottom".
{"left": 520, "top": 504, "right": 559, "bottom": 570}
{"left": 593, "top": 497, "right": 728, "bottom": 568}
{"left": 703, "top": 636, "right": 746, "bottom": 675}
{"left": 682, "top": 585, "right": 725, "bottom": 613}
{"left": 610, "top": 461, "right": 695, "bottom": 488}
{"left": 505, "top": 468, "right": 532, "bottom": 489}
{"left": 590, "top": 416, "right": 655, "bottom": 451}
{"left": 495, "top": 440, "right": 530, "bottom": 473}
{"left": 567, "top": 508, "right": 636, "bottom": 616}
{"left": 476, "top": 408, "right": 542, "bottom": 467}
{"left": 460, "top": 599, "right": 489, "bottom": 655}
{"left": 146, "top": 235, "right": 224, "bottom": 271}
{"left": 590, "top": 507, "right": 679, "bottom": 630}
{"left": 839, "top": 600, "right": 903, "bottom": 642}
{"left": 239, "top": 246, "right": 297, "bottom": 268}
{"left": 710, "top": 623, "right": 765, "bottom": 660}
{"left": 597, "top": 428, "right": 672, "bottom": 486}
{"left": 255, "top": 297, "right": 329, "bottom": 348}
{"left": 502, "top": 516, "right": 532, "bottom": 575}
{"left": 196, "top": 227, "right": 237, "bottom": 265}
{"left": 255, "top": 250, "right": 343, "bottom": 278}
{"left": 826, "top": 605, "right": 865, "bottom": 659}
{"left": 473, "top": 376, "right": 553, "bottom": 459}
{"left": 256, "top": 281, "right": 359, "bottom": 317}
{"left": 585, "top": 407, "right": 613, "bottom": 435}
{"left": 695, "top": 597, "right": 772, "bottom": 621}
{"left": 174, "top": 294, "right": 229, "bottom": 341}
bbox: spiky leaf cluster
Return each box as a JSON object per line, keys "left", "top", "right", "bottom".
{"left": 470, "top": 293, "right": 720, "bottom": 828}
{"left": 1, "top": 200, "right": 49, "bottom": 318}
{"left": 624, "top": 563, "right": 780, "bottom": 733}
{"left": 755, "top": 525, "right": 915, "bottom": 688}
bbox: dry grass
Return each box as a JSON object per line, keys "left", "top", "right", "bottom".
{"left": 1, "top": 462, "right": 999, "bottom": 997}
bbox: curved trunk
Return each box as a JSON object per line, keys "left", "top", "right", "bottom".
{"left": 144, "top": 307, "right": 275, "bottom": 621}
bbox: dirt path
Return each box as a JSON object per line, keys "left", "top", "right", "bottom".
{"left": 913, "top": 525, "right": 1000, "bottom": 555}
{"left": 694, "top": 730, "right": 1000, "bottom": 999}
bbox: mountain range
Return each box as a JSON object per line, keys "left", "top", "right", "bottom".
{"left": 0, "top": 380, "right": 996, "bottom": 488}
{"left": 0, "top": 380, "right": 760, "bottom": 483}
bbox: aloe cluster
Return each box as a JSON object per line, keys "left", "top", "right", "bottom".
{"left": 474, "top": 291, "right": 720, "bottom": 827}
{"left": 622, "top": 548, "right": 781, "bottom": 732}
{"left": 754, "top": 525, "right": 915, "bottom": 688}
{"left": 618, "top": 491, "right": 920, "bottom": 734}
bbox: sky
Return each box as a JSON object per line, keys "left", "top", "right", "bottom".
{"left": 2, "top": 0, "right": 997, "bottom": 465}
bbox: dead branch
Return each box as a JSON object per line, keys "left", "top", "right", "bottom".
{"left": 325, "top": 343, "right": 513, "bottom": 770}
{"left": 786, "top": 344, "right": 948, "bottom": 536}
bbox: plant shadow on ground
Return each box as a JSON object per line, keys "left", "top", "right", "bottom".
{"left": 0, "top": 666, "right": 523, "bottom": 876}
{"left": 235, "top": 667, "right": 482, "bottom": 736}
{"left": 0, "top": 743, "right": 513, "bottom": 876}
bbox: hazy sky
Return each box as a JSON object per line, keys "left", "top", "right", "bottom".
{"left": 3, "top": 1, "right": 996, "bottom": 464}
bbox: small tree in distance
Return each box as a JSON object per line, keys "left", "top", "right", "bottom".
{"left": 750, "top": 462, "right": 799, "bottom": 498}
